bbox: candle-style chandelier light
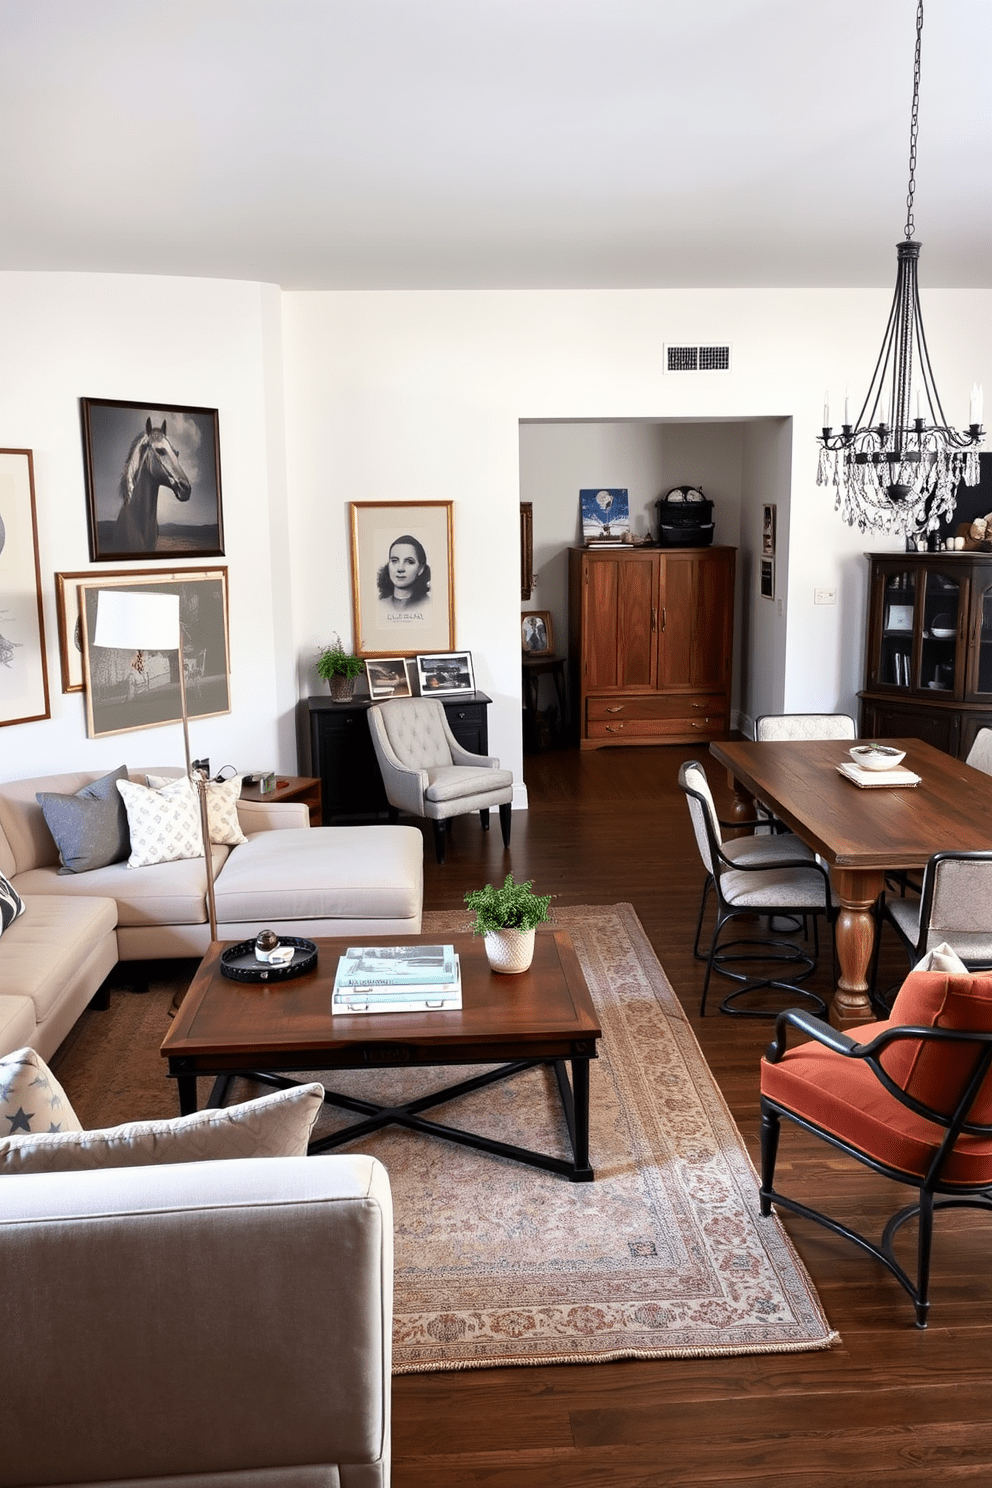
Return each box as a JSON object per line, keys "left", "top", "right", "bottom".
{"left": 816, "top": 0, "right": 984, "bottom": 539}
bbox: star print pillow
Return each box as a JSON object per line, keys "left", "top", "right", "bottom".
{"left": 0, "top": 1048, "right": 82, "bottom": 1138}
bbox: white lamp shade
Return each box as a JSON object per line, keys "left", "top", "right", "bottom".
{"left": 93, "top": 589, "right": 181, "bottom": 652}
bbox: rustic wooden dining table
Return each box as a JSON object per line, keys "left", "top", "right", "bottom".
{"left": 709, "top": 737, "right": 992, "bottom": 1026}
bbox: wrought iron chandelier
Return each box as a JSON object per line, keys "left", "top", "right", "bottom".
{"left": 817, "top": 0, "right": 984, "bottom": 539}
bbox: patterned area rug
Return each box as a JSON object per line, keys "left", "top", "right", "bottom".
{"left": 52, "top": 904, "right": 837, "bottom": 1373}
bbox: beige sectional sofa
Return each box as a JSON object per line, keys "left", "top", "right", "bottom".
{"left": 2, "top": 1153, "right": 393, "bottom": 1486}
{"left": 0, "top": 766, "right": 424, "bottom": 1060}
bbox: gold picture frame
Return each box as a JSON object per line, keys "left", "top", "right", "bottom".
{"left": 0, "top": 449, "right": 50, "bottom": 727}
{"left": 350, "top": 501, "right": 455, "bottom": 657}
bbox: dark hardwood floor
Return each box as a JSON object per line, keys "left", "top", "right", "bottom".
{"left": 392, "top": 741, "right": 992, "bottom": 1487}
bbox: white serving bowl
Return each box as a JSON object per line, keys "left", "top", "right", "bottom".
{"left": 849, "top": 744, "right": 906, "bottom": 772}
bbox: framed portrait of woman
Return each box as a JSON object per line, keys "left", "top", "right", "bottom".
{"left": 350, "top": 501, "right": 455, "bottom": 657}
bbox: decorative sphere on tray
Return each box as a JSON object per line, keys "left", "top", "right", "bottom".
{"left": 849, "top": 743, "right": 906, "bottom": 771}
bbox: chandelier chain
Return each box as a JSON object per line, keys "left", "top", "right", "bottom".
{"left": 904, "top": 0, "right": 924, "bottom": 239}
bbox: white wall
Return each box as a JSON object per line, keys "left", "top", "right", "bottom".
{"left": 0, "top": 275, "right": 988, "bottom": 791}
{"left": 282, "top": 286, "right": 990, "bottom": 783}
{"left": 0, "top": 272, "right": 290, "bottom": 783}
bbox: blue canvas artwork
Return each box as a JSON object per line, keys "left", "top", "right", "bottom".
{"left": 580, "top": 488, "right": 629, "bottom": 540}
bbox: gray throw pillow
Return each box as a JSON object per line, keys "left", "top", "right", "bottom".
{"left": 37, "top": 766, "right": 131, "bottom": 874}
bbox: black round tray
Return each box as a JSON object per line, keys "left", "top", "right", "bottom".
{"left": 220, "top": 936, "right": 318, "bottom": 984}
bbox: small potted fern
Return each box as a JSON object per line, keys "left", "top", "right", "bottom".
{"left": 464, "top": 871, "right": 552, "bottom": 974}
{"left": 317, "top": 634, "right": 364, "bottom": 702}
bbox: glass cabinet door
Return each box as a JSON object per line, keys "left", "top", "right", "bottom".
{"left": 920, "top": 567, "right": 962, "bottom": 696}
{"left": 969, "top": 576, "right": 992, "bottom": 701}
{"left": 878, "top": 568, "right": 916, "bottom": 690}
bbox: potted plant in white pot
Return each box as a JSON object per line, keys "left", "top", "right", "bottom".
{"left": 464, "top": 871, "right": 552, "bottom": 974}
{"left": 317, "top": 635, "right": 364, "bottom": 702}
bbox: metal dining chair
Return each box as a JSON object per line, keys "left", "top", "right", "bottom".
{"left": 752, "top": 714, "right": 857, "bottom": 831}
{"left": 761, "top": 966, "right": 992, "bottom": 1327}
{"left": 873, "top": 852, "right": 992, "bottom": 1009}
{"left": 679, "top": 760, "right": 835, "bottom": 1018}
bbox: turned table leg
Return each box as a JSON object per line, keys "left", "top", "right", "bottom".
{"left": 830, "top": 869, "right": 884, "bottom": 1028}
{"left": 722, "top": 773, "right": 757, "bottom": 840}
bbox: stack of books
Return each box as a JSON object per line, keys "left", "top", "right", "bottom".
{"left": 331, "top": 944, "right": 462, "bottom": 1015}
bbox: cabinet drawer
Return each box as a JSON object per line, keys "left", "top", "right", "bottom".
{"left": 586, "top": 693, "right": 724, "bottom": 722}
{"left": 587, "top": 713, "right": 726, "bottom": 740}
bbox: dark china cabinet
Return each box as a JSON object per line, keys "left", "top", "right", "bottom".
{"left": 859, "top": 551, "right": 992, "bottom": 758}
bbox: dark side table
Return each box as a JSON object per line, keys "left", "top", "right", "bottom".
{"left": 522, "top": 655, "right": 568, "bottom": 748}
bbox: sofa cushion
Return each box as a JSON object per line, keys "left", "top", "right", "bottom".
{"left": 0, "top": 871, "right": 26, "bottom": 936}
{"left": 147, "top": 772, "right": 247, "bottom": 847}
{"left": 215, "top": 825, "right": 423, "bottom": 924}
{"left": 0, "top": 1047, "right": 82, "bottom": 1136}
{"left": 12, "top": 851, "right": 229, "bottom": 928}
{"left": 117, "top": 776, "right": 204, "bottom": 867}
{"left": 0, "top": 1081, "right": 325, "bottom": 1175}
{"left": 0, "top": 895, "right": 118, "bottom": 1023}
{"left": 0, "top": 997, "right": 36, "bottom": 1057}
{"left": 36, "top": 765, "right": 130, "bottom": 874}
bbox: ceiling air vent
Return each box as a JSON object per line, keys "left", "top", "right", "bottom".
{"left": 665, "top": 344, "right": 732, "bottom": 373}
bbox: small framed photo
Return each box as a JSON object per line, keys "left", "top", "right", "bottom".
{"left": 81, "top": 398, "right": 224, "bottom": 562}
{"left": 885, "top": 603, "right": 914, "bottom": 633}
{"left": 350, "top": 501, "right": 455, "bottom": 657}
{"left": 365, "top": 657, "right": 412, "bottom": 700}
{"left": 521, "top": 610, "right": 554, "bottom": 654}
{"left": 417, "top": 651, "right": 475, "bottom": 696}
{"left": 762, "top": 503, "right": 776, "bottom": 556}
{"left": 760, "top": 557, "right": 775, "bottom": 600}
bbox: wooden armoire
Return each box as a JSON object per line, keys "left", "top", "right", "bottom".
{"left": 568, "top": 545, "right": 736, "bottom": 748}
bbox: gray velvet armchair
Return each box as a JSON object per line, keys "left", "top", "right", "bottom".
{"left": 367, "top": 697, "right": 513, "bottom": 863}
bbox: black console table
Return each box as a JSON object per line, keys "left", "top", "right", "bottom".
{"left": 298, "top": 692, "right": 492, "bottom": 825}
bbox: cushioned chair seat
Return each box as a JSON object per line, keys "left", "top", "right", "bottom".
{"left": 719, "top": 864, "right": 834, "bottom": 909}
{"left": 14, "top": 848, "right": 232, "bottom": 927}
{"left": 761, "top": 1026, "right": 992, "bottom": 1187}
{"left": 425, "top": 765, "right": 514, "bottom": 804}
{"left": 214, "top": 826, "right": 423, "bottom": 926}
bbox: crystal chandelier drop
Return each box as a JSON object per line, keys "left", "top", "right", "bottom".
{"left": 817, "top": 0, "right": 984, "bottom": 539}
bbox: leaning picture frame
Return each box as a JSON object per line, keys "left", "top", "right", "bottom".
{"left": 350, "top": 501, "right": 455, "bottom": 657}
{"left": 521, "top": 610, "right": 554, "bottom": 654}
{"left": 365, "top": 657, "right": 412, "bottom": 700}
{"left": 416, "top": 651, "right": 475, "bottom": 696}
{"left": 81, "top": 397, "right": 225, "bottom": 562}
{"left": 77, "top": 570, "right": 231, "bottom": 739}
{"left": 56, "top": 565, "right": 228, "bottom": 693}
{"left": 0, "top": 449, "right": 51, "bottom": 728}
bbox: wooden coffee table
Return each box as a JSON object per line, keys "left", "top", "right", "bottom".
{"left": 161, "top": 929, "right": 602, "bottom": 1181}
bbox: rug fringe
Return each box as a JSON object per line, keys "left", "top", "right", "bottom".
{"left": 393, "top": 1330, "right": 842, "bottom": 1374}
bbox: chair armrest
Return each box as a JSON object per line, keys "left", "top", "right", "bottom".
{"left": 1, "top": 1155, "right": 392, "bottom": 1485}
{"left": 765, "top": 1008, "right": 860, "bottom": 1063}
{"left": 448, "top": 737, "right": 499, "bottom": 769}
{"left": 236, "top": 798, "right": 310, "bottom": 832}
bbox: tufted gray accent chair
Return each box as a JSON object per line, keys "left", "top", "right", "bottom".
{"left": 367, "top": 698, "right": 513, "bottom": 863}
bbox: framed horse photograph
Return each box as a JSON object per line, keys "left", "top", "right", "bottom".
{"left": 80, "top": 397, "right": 225, "bottom": 562}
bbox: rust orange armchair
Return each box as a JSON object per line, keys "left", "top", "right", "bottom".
{"left": 760, "top": 969, "right": 992, "bottom": 1327}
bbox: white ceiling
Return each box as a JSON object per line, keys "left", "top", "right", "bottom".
{"left": 2, "top": 0, "right": 989, "bottom": 291}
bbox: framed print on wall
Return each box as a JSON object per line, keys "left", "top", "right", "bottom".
{"left": 416, "top": 651, "right": 475, "bottom": 696}
{"left": 0, "top": 449, "right": 51, "bottom": 728}
{"left": 78, "top": 570, "right": 231, "bottom": 739}
{"left": 81, "top": 397, "right": 224, "bottom": 562}
{"left": 350, "top": 501, "right": 455, "bottom": 657}
{"left": 760, "top": 557, "right": 775, "bottom": 600}
{"left": 762, "top": 503, "right": 776, "bottom": 556}
{"left": 56, "top": 566, "right": 228, "bottom": 692}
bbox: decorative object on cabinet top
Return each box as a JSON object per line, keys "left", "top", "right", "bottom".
{"left": 655, "top": 486, "right": 714, "bottom": 547}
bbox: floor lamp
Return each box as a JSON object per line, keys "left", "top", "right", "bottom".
{"left": 93, "top": 588, "right": 219, "bottom": 942}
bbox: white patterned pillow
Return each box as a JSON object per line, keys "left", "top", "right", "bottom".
{"left": 0, "top": 1081, "right": 324, "bottom": 1175}
{"left": 0, "top": 1047, "right": 82, "bottom": 1137}
{"left": 116, "top": 776, "right": 204, "bottom": 867}
{"left": 146, "top": 773, "right": 246, "bottom": 846}
{"left": 0, "top": 872, "right": 25, "bottom": 937}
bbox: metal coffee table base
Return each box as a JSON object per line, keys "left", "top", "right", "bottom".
{"left": 203, "top": 1056, "right": 594, "bottom": 1182}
